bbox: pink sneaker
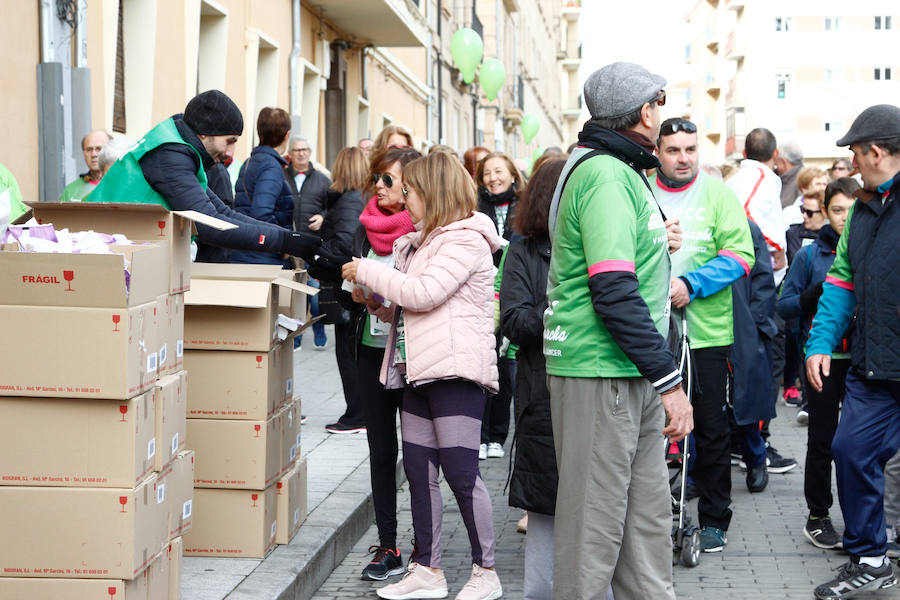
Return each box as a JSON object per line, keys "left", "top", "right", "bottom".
{"left": 376, "top": 562, "right": 448, "bottom": 599}
{"left": 454, "top": 564, "right": 502, "bottom": 600}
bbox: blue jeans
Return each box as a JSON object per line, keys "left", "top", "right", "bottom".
{"left": 294, "top": 277, "right": 326, "bottom": 348}
{"left": 833, "top": 370, "right": 900, "bottom": 556}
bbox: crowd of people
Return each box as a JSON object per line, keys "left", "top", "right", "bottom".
{"left": 2, "top": 64, "right": 900, "bottom": 600}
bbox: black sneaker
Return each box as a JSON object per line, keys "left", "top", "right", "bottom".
{"left": 746, "top": 462, "right": 768, "bottom": 493}
{"left": 699, "top": 526, "right": 727, "bottom": 553}
{"left": 361, "top": 546, "right": 404, "bottom": 581}
{"left": 804, "top": 516, "right": 842, "bottom": 549}
{"left": 814, "top": 557, "right": 896, "bottom": 599}
{"left": 766, "top": 445, "right": 798, "bottom": 473}
{"left": 325, "top": 422, "right": 366, "bottom": 434}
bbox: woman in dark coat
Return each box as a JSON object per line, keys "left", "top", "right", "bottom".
{"left": 230, "top": 107, "right": 295, "bottom": 266}
{"left": 498, "top": 158, "right": 566, "bottom": 600}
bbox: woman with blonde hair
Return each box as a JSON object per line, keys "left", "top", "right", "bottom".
{"left": 371, "top": 125, "right": 414, "bottom": 159}
{"left": 342, "top": 152, "right": 503, "bottom": 600}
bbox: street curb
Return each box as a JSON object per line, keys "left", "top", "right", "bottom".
{"left": 226, "top": 453, "right": 404, "bottom": 599}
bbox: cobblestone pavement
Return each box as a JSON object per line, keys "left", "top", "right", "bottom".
{"left": 312, "top": 401, "right": 900, "bottom": 599}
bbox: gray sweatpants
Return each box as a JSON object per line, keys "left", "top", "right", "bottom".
{"left": 549, "top": 375, "right": 675, "bottom": 600}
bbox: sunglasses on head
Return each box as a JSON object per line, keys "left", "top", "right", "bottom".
{"left": 801, "top": 207, "right": 820, "bottom": 217}
{"left": 373, "top": 173, "right": 395, "bottom": 188}
{"left": 660, "top": 119, "right": 697, "bottom": 137}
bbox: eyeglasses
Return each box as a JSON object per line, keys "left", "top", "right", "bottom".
{"left": 84, "top": 146, "right": 103, "bottom": 153}
{"left": 373, "top": 173, "right": 395, "bottom": 188}
{"left": 801, "top": 208, "right": 820, "bottom": 217}
{"left": 291, "top": 147, "right": 311, "bottom": 154}
{"left": 660, "top": 119, "right": 697, "bottom": 137}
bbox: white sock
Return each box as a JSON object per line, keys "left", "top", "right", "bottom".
{"left": 859, "top": 555, "right": 886, "bottom": 568}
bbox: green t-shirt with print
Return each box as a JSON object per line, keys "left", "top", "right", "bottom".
{"left": 544, "top": 154, "right": 671, "bottom": 377}
{"left": 59, "top": 177, "right": 98, "bottom": 203}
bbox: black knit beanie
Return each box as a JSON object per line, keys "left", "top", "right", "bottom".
{"left": 183, "top": 90, "right": 244, "bottom": 136}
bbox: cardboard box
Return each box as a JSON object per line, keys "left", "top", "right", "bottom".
{"left": 145, "top": 548, "right": 169, "bottom": 600}
{"left": 154, "top": 372, "right": 187, "bottom": 471}
{"left": 183, "top": 486, "right": 277, "bottom": 558}
{"left": 0, "top": 392, "right": 154, "bottom": 488}
{"left": 188, "top": 414, "right": 280, "bottom": 489}
{"left": 0, "top": 474, "right": 167, "bottom": 579}
{"left": 24, "top": 201, "right": 235, "bottom": 294}
{"left": 280, "top": 399, "right": 301, "bottom": 476}
{"left": 157, "top": 451, "right": 194, "bottom": 540}
{"left": 167, "top": 537, "right": 183, "bottom": 600}
{"left": 156, "top": 293, "right": 185, "bottom": 376}
{"left": 276, "top": 456, "right": 307, "bottom": 544}
{"left": 277, "top": 268, "right": 310, "bottom": 322}
{"left": 184, "top": 264, "right": 317, "bottom": 352}
{"left": 0, "top": 242, "right": 168, "bottom": 308}
{"left": 0, "top": 577, "right": 145, "bottom": 599}
{"left": 0, "top": 301, "right": 160, "bottom": 399}
{"left": 184, "top": 344, "right": 292, "bottom": 420}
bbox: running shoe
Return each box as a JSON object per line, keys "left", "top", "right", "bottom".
{"left": 814, "top": 557, "right": 895, "bottom": 599}
{"left": 804, "top": 516, "right": 842, "bottom": 549}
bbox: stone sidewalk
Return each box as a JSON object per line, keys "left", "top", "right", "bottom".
{"left": 313, "top": 400, "right": 900, "bottom": 599}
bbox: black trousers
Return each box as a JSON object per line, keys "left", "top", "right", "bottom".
{"left": 334, "top": 322, "right": 364, "bottom": 426}
{"left": 805, "top": 358, "right": 851, "bottom": 518}
{"left": 692, "top": 346, "right": 733, "bottom": 531}
{"left": 482, "top": 357, "right": 515, "bottom": 445}
{"left": 358, "top": 344, "right": 403, "bottom": 548}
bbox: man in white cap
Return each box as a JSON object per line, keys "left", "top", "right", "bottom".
{"left": 544, "top": 62, "right": 692, "bottom": 600}
{"left": 806, "top": 104, "right": 900, "bottom": 599}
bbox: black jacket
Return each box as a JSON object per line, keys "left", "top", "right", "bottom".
{"left": 140, "top": 117, "right": 292, "bottom": 255}
{"left": 316, "top": 190, "right": 365, "bottom": 324}
{"left": 730, "top": 220, "right": 778, "bottom": 425}
{"left": 286, "top": 165, "right": 330, "bottom": 235}
{"left": 785, "top": 223, "right": 819, "bottom": 265}
{"left": 842, "top": 173, "right": 900, "bottom": 379}
{"left": 499, "top": 236, "right": 557, "bottom": 514}
{"left": 195, "top": 163, "right": 233, "bottom": 263}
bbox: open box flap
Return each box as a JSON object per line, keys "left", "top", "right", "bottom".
{"left": 22, "top": 202, "right": 235, "bottom": 231}
{"left": 190, "top": 263, "right": 284, "bottom": 281}
{"left": 184, "top": 279, "right": 271, "bottom": 308}
{"left": 171, "top": 210, "right": 235, "bottom": 231}
{"left": 272, "top": 277, "right": 318, "bottom": 296}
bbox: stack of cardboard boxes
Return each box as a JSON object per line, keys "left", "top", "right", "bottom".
{"left": 182, "top": 264, "right": 311, "bottom": 558}
{"left": 0, "top": 203, "right": 210, "bottom": 598}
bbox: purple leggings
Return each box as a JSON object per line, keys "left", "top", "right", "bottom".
{"left": 401, "top": 379, "right": 496, "bottom": 568}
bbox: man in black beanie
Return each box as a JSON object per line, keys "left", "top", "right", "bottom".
{"left": 88, "top": 89, "right": 321, "bottom": 260}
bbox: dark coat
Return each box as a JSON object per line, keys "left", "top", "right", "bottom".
{"left": 195, "top": 163, "right": 233, "bottom": 263}
{"left": 316, "top": 189, "right": 365, "bottom": 325}
{"left": 286, "top": 165, "right": 330, "bottom": 236}
{"left": 139, "top": 117, "right": 292, "bottom": 255}
{"left": 499, "top": 235, "right": 557, "bottom": 514}
{"left": 785, "top": 223, "right": 819, "bottom": 265}
{"left": 730, "top": 220, "right": 778, "bottom": 425}
{"left": 230, "top": 145, "right": 295, "bottom": 265}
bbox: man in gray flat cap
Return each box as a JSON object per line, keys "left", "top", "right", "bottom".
{"left": 544, "top": 61, "right": 692, "bottom": 600}
{"left": 805, "top": 104, "right": 900, "bottom": 599}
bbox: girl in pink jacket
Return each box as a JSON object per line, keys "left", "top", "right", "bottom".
{"left": 343, "top": 152, "right": 503, "bottom": 600}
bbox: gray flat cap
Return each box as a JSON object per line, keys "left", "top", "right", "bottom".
{"left": 836, "top": 104, "right": 900, "bottom": 146}
{"left": 584, "top": 62, "right": 667, "bottom": 120}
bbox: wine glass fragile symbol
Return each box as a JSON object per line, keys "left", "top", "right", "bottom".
{"left": 108, "top": 587, "right": 117, "bottom": 598}
{"left": 251, "top": 493, "right": 259, "bottom": 507}
{"left": 158, "top": 220, "right": 166, "bottom": 236}
{"left": 119, "top": 405, "right": 128, "bottom": 422}
{"left": 254, "top": 424, "right": 261, "bottom": 437}
{"left": 256, "top": 355, "right": 263, "bottom": 368}
{"left": 63, "top": 270, "right": 74, "bottom": 291}
{"left": 112, "top": 314, "right": 121, "bottom": 332}
{"left": 119, "top": 496, "right": 128, "bottom": 513}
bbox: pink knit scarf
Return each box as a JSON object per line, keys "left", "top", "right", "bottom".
{"left": 358, "top": 195, "right": 415, "bottom": 255}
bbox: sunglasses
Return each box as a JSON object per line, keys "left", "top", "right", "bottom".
{"left": 801, "top": 208, "right": 820, "bottom": 217}
{"left": 652, "top": 91, "right": 667, "bottom": 107}
{"left": 373, "top": 173, "right": 395, "bottom": 188}
{"left": 660, "top": 119, "right": 697, "bottom": 137}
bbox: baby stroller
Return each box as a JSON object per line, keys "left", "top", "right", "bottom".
{"left": 667, "top": 311, "right": 701, "bottom": 568}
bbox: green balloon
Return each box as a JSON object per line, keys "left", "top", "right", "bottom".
{"left": 531, "top": 146, "right": 545, "bottom": 161}
{"left": 521, "top": 114, "right": 540, "bottom": 144}
{"left": 479, "top": 58, "right": 506, "bottom": 101}
{"left": 450, "top": 28, "right": 483, "bottom": 85}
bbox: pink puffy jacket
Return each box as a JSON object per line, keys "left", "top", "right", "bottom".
{"left": 355, "top": 211, "right": 502, "bottom": 393}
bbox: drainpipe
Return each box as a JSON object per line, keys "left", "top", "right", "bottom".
{"left": 38, "top": 0, "right": 66, "bottom": 202}
{"left": 425, "top": 0, "right": 433, "bottom": 144}
{"left": 512, "top": 12, "right": 519, "bottom": 158}
{"left": 437, "top": 0, "right": 443, "bottom": 143}
{"left": 71, "top": 0, "right": 91, "bottom": 163}
{"left": 289, "top": 0, "right": 302, "bottom": 135}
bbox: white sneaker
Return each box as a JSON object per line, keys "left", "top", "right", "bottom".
{"left": 454, "top": 564, "right": 502, "bottom": 600}
{"left": 478, "top": 444, "right": 487, "bottom": 460}
{"left": 377, "top": 562, "right": 448, "bottom": 599}
{"left": 486, "top": 442, "right": 504, "bottom": 459}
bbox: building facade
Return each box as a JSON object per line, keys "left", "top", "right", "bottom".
{"left": 686, "top": 0, "right": 900, "bottom": 166}
{"left": 1, "top": 0, "right": 577, "bottom": 205}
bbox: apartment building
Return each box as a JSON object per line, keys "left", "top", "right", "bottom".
{"left": 686, "top": 0, "right": 900, "bottom": 165}
{"left": 1, "top": 0, "right": 576, "bottom": 204}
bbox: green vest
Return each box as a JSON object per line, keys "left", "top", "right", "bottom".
{"left": 87, "top": 118, "right": 207, "bottom": 209}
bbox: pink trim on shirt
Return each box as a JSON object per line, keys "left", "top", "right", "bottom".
{"left": 655, "top": 172, "right": 698, "bottom": 193}
{"left": 825, "top": 275, "right": 854, "bottom": 291}
{"left": 588, "top": 260, "right": 636, "bottom": 277}
{"left": 718, "top": 249, "right": 751, "bottom": 277}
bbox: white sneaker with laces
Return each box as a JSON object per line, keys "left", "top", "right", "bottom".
{"left": 455, "top": 564, "right": 502, "bottom": 600}
{"left": 478, "top": 444, "right": 487, "bottom": 460}
{"left": 376, "top": 562, "right": 448, "bottom": 599}
{"left": 486, "top": 442, "right": 504, "bottom": 458}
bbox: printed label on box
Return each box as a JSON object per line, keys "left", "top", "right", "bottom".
{"left": 157, "top": 482, "right": 165, "bottom": 504}
{"left": 176, "top": 339, "right": 184, "bottom": 358}
{"left": 290, "top": 445, "right": 297, "bottom": 462}
{"left": 286, "top": 378, "right": 293, "bottom": 396}
{"left": 171, "top": 432, "right": 179, "bottom": 457}
{"left": 294, "top": 508, "right": 300, "bottom": 525}
{"left": 159, "top": 343, "right": 167, "bottom": 366}
{"left": 148, "top": 438, "right": 156, "bottom": 460}
{"left": 271, "top": 520, "right": 277, "bottom": 540}
{"left": 183, "top": 499, "right": 192, "bottom": 520}
{"left": 296, "top": 433, "right": 302, "bottom": 449}
{"left": 147, "top": 352, "right": 158, "bottom": 373}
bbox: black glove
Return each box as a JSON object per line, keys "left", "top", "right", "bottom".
{"left": 281, "top": 231, "right": 321, "bottom": 261}
{"left": 799, "top": 281, "right": 824, "bottom": 315}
